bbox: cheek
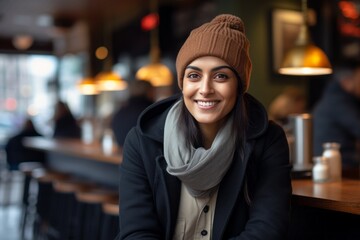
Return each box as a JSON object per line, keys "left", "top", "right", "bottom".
{"left": 182, "top": 83, "right": 197, "bottom": 97}
{"left": 223, "top": 84, "right": 238, "bottom": 103}
{"left": 227, "top": 94, "right": 237, "bottom": 111}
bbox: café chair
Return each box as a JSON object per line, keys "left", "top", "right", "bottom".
{"left": 31, "top": 169, "right": 70, "bottom": 239}
{"left": 48, "top": 178, "right": 96, "bottom": 240}
{"left": 18, "top": 161, "right": 44, "bottom": 238}
{"left": 100, "top": 198, "right": 120, "bottom": 240}
{"left": 73, "top": 187, "right": 119, "bottom": 240}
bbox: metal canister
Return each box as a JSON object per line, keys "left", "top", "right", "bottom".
{"left": 288, "top": 113, "right": 313, "bottom": 171}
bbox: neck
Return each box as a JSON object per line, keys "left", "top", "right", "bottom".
{"left": 199, "top": 121, "right": 224, "bottom": 149}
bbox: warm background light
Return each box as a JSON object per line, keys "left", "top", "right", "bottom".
{"left": 278, "top": 0, "right": 332, "bottom": 76}
{"left": 95, "top": 46, "right": 109, "bottom": 60}
{"left": 95, "top": 71, "right": 128, "bottom": 91}
{"left": 77, "top": 78, "right": 100, "bottom": 95}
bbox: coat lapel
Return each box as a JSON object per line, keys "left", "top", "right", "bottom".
{"left": 155, "top": 156, "right": 181, "bottom": 240}
{"left": 212, "top": 140, "right": 255, "bottom": 240}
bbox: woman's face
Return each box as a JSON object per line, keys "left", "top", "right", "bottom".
{"left": 182, "top": 56, "right": 238, "bottom": 131}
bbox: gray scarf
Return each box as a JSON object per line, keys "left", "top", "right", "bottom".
{"left": 164, "top": 100, "right": 236, "bottom": 197}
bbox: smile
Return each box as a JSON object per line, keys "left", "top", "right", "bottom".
{"left": 196, "top": 100, "right": 218, "bottom": 107}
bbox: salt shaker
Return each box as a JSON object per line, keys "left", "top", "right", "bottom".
{"left": 312, "top": 156, "right": 329, "bottom": 183}
{"left": 322, "top": 142, "right": 342, "bottom": 182}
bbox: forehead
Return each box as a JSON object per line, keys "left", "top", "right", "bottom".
{"left": 187, "top": 56, "right": 230, "bottom": 67}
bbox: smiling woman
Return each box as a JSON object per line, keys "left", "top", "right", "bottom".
{"left": 117, "top": 14, "right": 292, "bottom": 240}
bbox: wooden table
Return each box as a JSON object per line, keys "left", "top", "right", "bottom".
{"left": 23, "top": 137, "right": 122, "bottom": 187}
{"left": 292, "top": 179, "right": 360, "bottom": 215}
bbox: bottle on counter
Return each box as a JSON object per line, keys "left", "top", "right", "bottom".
{"left": 102, "top": 128, "right": 115, "bottom": 155}
{"left": 81, "top": 119, "right": 94, "bottom": 144}
{"left": 312, "top": 156, "right": 330, "bottom": 183}
{"left": 322, "top": 142, "right": 342, "bottom": 182}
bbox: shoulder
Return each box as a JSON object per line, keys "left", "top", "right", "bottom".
{"left": 244, "top": 93, "right": 269, "bottom": 139}
{"left": 136, "top": 94, "right": 182, "bottom": 142}
{"left": 254, "top": 120, "right": 289, "bottom": 167}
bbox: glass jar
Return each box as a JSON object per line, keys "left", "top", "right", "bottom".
{"left": 322, "top": 142, "right": 342, "bottom": 182}
{"left": 312, "top": 156, "right": 329, "bottom": 183}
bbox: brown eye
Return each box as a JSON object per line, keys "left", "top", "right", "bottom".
{"left": 214, "top": 73, "right": 229, "bottom": 81}
{"left": 186, "top": 73, "right": 200, "bottom": 79}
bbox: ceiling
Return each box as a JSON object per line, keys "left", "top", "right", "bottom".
{"left": 0, "top": 0, "right": 150, "bottom": 43}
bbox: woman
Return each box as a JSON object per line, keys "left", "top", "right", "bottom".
{"left": 118, "top": 14, "right": 292, "bottom": 239}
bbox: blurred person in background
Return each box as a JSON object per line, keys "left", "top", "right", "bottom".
{"left": 5, "top": 117, "right": 44, "bottom": 170}
{"left": 111, "top": 80, "right": 155, "bottom": 147}
{"left": 312, "top": 61, "right": 360, "bottom": 172}
{"left": 268, "top": 86, "right": 307, "bottom": 127}
{"left": 53, "top": 101, "right": 81, "bottom": 139}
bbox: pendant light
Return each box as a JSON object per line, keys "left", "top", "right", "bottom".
{"left": 279, "top": 0, "right": 332, "bottom": 76}
{"left": 95, "top": 20, "right": 128, "bottom": 91}
{"left": 95, "top": 70, "right": 128, "bottom": 91}
{"left": 77, "top": 77, "right": 100, "bottom": 95}
{"left": 77, "top": 56, "right": 99, "bottom": 95}
{"left": 135, "top": 0, "right": 173, "bottom": 87}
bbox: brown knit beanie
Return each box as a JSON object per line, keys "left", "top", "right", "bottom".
{"left": 176, "top": 14, "right": 252, "bottom": 92}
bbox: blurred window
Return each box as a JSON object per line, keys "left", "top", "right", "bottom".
{"left": 0, "top": 53, "right": 58, "bottom": 139}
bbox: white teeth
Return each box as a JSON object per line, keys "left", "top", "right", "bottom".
{"left": 197, "top": 101, "right": 216, "bottom": 107}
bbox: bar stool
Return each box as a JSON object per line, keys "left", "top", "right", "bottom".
{"left": 100, "top": 198, "right": 120, "bottom": 240}
{"left": 31, "top": 169, "right": 70, "bottom": 239}
{"left": 49, "top": 178, "right": 96, "bottom": 240}
{"left": 18, "top": 162, "right": 44, "bottom": 206}
{"left": 74, "top": 187, "right": 118, "bottom": 240}
{"left": 18, "top": 162, "right": 44, "bottom": 238}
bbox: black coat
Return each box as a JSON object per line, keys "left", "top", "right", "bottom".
{"left": 118, "top": 94, "right": 292, "bottom": 240}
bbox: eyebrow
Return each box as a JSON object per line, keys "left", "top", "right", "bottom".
{"left": 185, "top": 65, "right": 233, "bottom": 72}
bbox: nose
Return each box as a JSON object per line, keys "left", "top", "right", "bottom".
{"left": 199, "top": 78, "right": 214, "bottom": 96}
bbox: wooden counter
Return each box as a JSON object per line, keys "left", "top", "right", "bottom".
{"left": 290, "top": 178, "right": 360, "bottom": 239}
{"left": 24, "top": 136, "right": 122, "bottom": 164}
{"left": 292, "top": 179, "right": 360, "bottom": 215}
{"left": 23, "top": 137, "right": 122, "bottom": 187}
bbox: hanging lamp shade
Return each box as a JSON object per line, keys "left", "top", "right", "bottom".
{"left": 136, "top": 62, "right": 173, "bottom": 87}
{"left": 278, "top": 0, "right": 332, "bottom": 76}
{"left": 95, "top": 71, "right": 128, "bottom": 91}
{"left": 77, "top": 77, "right": 99, "bottom": 95}
{"left": 135, "top": 2, "right": 173, "bottom": 87}
{"left": 136, "top": 46, "right": 173, "bottom": 87}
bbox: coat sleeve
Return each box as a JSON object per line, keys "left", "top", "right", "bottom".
{"left": 118, "top": 128, "right": 163, "bottom": 239}
{"left": 236, "top": 122, "right": 292, "bottom": 240}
